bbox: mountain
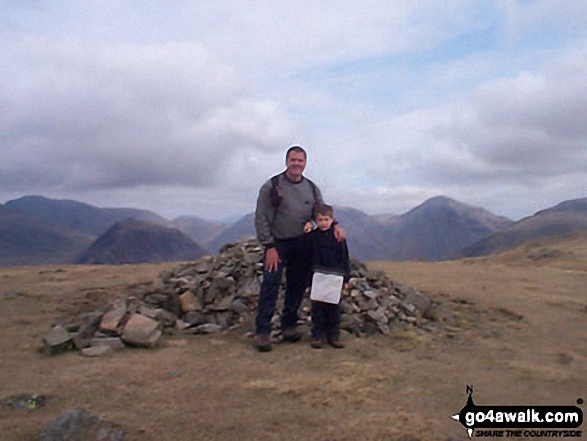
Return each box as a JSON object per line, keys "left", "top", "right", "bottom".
{"left": 76, "top": 219, "right": 208, "bottom": 264}
{"left": 462, "top": 197, "right": 587, "bottom": 257}
{"left": 0, "top": 205, "right": 94, "bottom": 266}
{"left": 332, "top": 207, "right": 394, "bottom": 261}
{"left": 5, "top": 195, "right": 169, "bottom": 236}
{"left": 379, "top": 196, "right": 513, "bottom": 261}
{"left": 204, "top": 197, "right": 512, "bottom": 261}
{"left": 172, "top": 215, "right": 228, "bottom": 247}
{"left": 9, "top": 193, "right": 583, "bottom": 265}
{"left": 207, "top": 213, "right": 256, "bottom": 254}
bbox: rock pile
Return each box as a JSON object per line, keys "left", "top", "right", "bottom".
{"left": 43, "top": 239, "right": 453, "bottom": 355}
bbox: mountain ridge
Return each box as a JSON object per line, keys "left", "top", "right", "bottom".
{"left": 2, "top": 194, "right": 586, "bottom": 266}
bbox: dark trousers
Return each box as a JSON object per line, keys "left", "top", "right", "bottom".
{"left": 255, "top": 236, "right": 312, "bottom": 335}
{"left": 311, "top": 301, "right": 341, "bottom": 341}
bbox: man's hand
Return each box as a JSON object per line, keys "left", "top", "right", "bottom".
{"left": 333, "top": 225, "right": 347, "bottom": 242}
{"left": 264, "top": 247, "right": 281, "bottom": 272}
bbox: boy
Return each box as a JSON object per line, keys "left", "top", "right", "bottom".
{"left": 305, "top": 203, "right": 351, "bottom": 349}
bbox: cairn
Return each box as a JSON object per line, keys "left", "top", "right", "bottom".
{"left": 43, "top": 239, "right": 453, "bottom": 355}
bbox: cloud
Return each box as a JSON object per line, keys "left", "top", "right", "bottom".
{"left": 0, "top": 34, "right": 295, "bottom": 191}
{"left": 1, "top": 1, "right": 586, "bottom": 221}
{"left": 363, "top": 43, "right": 587, "bottom": 186}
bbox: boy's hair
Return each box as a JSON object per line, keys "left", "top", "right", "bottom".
{"left": 313, "top": 203, "right": 334, "bottom": 219}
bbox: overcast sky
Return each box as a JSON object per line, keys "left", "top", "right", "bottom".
{"left": 1, "top": 1, "right": 586, "bottom": 221}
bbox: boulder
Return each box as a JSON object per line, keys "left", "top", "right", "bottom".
{"left": 121, "top": 314, "right": 161, "bottom": 348}
{"left": 37, "top": 407, "right": 124, "bottom": 441}
{"left": 99, "top": 307, "right": 127, "bottom": 335}
{"left": 43, "top": 325, "right": 73, "bottom": 356}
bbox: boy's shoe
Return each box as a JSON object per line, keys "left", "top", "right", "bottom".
{"left": 310, "top": 338, "right": 324, "bottom": 349}
{"left": 327, "top": 339, "right": 344, "bottom": 349}
{"left": 282, "top": 328, "right": 302, "bottom": 343}
{"left": 255, "top": 334, "right": 272, "bottom": 352}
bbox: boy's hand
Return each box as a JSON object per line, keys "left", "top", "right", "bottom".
{"left": 303, "top": 221, "right": 313, "bottom": 233}
{"left": 343, "top": 283, "right": 349, "bottom": 290}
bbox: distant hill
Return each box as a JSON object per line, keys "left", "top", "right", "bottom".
{"left": 6, "top": 193, "right": 586, "bottom": 265}
{"left": 477, "top": 231, "right": 587, "bottom": 271}
{"left": 207, "top": 213, "right": 256, "bottom": 254}
{"left": 462, "top": 197, "right": 587, "bottom": 257}
{"left": 172, "top": 215, "right": 228, "bottom": 247}
{"left": 332, "top": 207, "right": 395, "bottom": 261}
{"left": 76, "top": 219, "right": 208, "bottom": 264}
{"left": 5, "top": 195, "right": 169, "bottom": 236}
{"left": 379, "top": 196, "right": 513, "bottom": 261}
{"left": 0, "top": 205, "right": 94, "bottom": 266}
{"left": 204, "top": 197, "right": 512, "bottom": 261}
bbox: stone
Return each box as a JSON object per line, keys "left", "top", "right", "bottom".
{"left": 90, "top": 337, "right": 126, "bottom": 351}
{"left": 81, "top": 346, "right": 113, "bottom": 357}
{"left": 178, "top": 291, "right": 200, "bottom": 313}
{"left": 183, "top": 311, "right": 206, "bottom": 327}
{"left": 99, "top": 307, "right": 127, "bottom": 335}
{"left": 363, "top": 290, "right": 377, "bottom": 299}
{"left": 43, "top": 325, "right": 73, "bottom": 356}
{"left": 155, "top": 309, "right": 178, "bottom": 328}
{"left": 236, "top": 277, "right": 261, "bottom": 297}
{"left": 210, "top": 295, "right": 234, "bottom": 311}
{"left": 41, "top": 238, "right": 453, "bottom": 356}
{"left": 121, "top": 314, "right": 161, "bottom": 348}
{"left": 71, "top": 313, "right": 103, "bottom": 350}
{"left": 37, "top": 407, "right": 124, "bottom": 441}
{"left": 402, "top": 288, "right": 431, "bottom": 315}
{"left": 138, "top": 306, "right": 160, "bottom": 320}
{"left": 196, "top": 323, "right": 222, "bottom": 334}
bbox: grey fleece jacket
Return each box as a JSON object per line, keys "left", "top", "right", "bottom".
{"left": 255, "top": 172, "right": 324, "bottom": 246}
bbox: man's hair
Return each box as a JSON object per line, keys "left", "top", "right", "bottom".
{"left": 286, "top": 145, "right": 307, "bottom": 160}
{"left": 313, "top": 203, "right": 334, "bottom": 219}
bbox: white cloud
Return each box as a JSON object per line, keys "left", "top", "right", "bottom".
{"left": 1, "top": 1, "right": 586, "bottom": 221}
{"left": 0, "top": 34, "right": 295, "bottom": 191}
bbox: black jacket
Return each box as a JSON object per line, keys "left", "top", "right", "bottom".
{"left": 309, "top": 227, "right": 351, "bottom": 283}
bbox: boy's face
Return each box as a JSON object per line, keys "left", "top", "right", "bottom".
{"left": 315, "top": 213, "right": 333, "bottom": 231}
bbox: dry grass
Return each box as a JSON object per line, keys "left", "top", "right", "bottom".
{"left": 1, "top": 235, "right": 586, "bottom": 440}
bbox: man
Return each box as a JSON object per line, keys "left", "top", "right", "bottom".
{"left": 254, "top": 146, "right": 345, "bottom": 352}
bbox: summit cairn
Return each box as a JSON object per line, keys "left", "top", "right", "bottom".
{"left": 42, "top": 239, "right": 454, "bottom": 355}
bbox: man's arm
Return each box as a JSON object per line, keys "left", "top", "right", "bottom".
{"left": 313, "top": 182, "right": 346, "bottom": 242}
{"left": 255, "top": 181, "right": 281, "bottom": 272}
{"left": 255, "top": 181, "right": 275, "bottom": 248}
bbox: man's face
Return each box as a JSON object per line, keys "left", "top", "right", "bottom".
{"left": 285, "top": 151, "right": 306, "bottom": 180}
{"left": 315, "top": 213, "right": 333, "bottom": 231}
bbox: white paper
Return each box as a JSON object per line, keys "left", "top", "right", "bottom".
{"left": 310, "top": 271, "right": 344, "bottom": 304}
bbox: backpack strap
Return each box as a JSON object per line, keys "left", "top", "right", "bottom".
{"left": 270, "top": 173, "right": 283, "bottom": 208}
{"left": 305, "top": 177, "right": 318, "bottom": 203}
{"left": 271, "top": 173, "right": 319, "bottom": 218}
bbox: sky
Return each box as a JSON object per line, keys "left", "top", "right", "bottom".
{"left": 1, "top": 1, "right": 586, "bottom": 222}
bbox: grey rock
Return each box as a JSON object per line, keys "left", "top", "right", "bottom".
{"left": 183, "top": 311, "right": 206, "bottom": 327}
{"left": 121, "top": 314, "right": 161, "bottom": 348}
{"left": 90, "top": 337, "right": 126, "bottom": 351}
{"left": 43, "top": 325, "right": 73, "bottom": 356}
{"left": 402, "top": 288, "right": 431, "bottom": 315}
{"left": 196, "top": 323, "right": 223, "bottom": 334}
{"left": 99, "top": 307, "right": 127, "bottom": 335}
{"left": 81, "top": 346, "right": 113, "bottom": 357}
{"left": 71, "top": 313, "right": 103, "bottom": 350}
{"left": 37, "top": 407, "right": 124, "bottom": 441}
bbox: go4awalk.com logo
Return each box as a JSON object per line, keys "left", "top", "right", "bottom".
{"left": 450, "top": 386, "right": 583, "bottom": 439}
